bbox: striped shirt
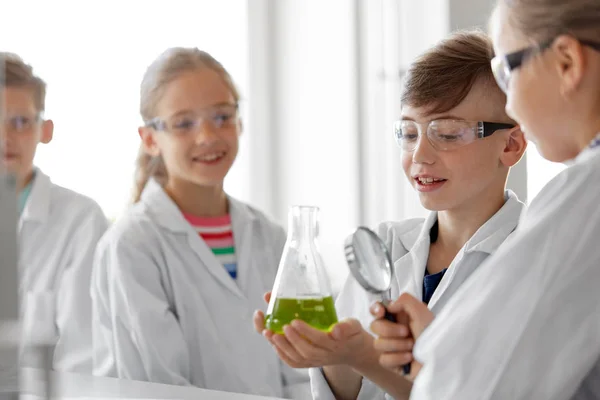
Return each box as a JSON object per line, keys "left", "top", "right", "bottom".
{"left": 183, "top": 213, "right": 237, "bottom": 279}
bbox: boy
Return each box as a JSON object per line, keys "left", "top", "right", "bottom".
{"left": 1, "top": 52, "right": 108, "bottom": 372}
{"left": 254, "top": 30, "right": 527, "bottom": 399}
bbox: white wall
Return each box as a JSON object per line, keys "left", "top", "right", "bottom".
{"left": 247, "top": 0, "right": 361, "bottom": 292}
{"left": 273, "top": 0, "right": 362, "bottom": 291}
{"left": 358, "top": 0, "right": 449, "bottom": 228}
{"left": 449, "top": 0, "right": 496, "bottom": 31}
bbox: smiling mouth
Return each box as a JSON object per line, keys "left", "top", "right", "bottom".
{"left": 415, "top": 177, "right": 447, "bottom": 185}
{"left": 192, "top": 151, "right": 226, "bottom": 163}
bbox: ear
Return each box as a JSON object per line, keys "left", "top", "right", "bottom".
{"left": 40, "top": 119, "right": 54, "bottom": 144}
{"left": 552, "top": 35, "right": 586, "bottom": 96}
{"left": 237, "top": 118, "right": 244, "bottom": 137}
{"left": 138, "top": 126, "right": 161, "bottom": 157}
{"left": 500, "top": 126, "right": 527, "bottom": 167}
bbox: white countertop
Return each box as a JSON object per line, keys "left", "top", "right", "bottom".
{"left": 18, "top": 368, "right": 288, "bottom": 400}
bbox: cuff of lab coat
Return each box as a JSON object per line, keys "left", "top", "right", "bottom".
{"left": 284, "top": 381, "right": 312, "bottom": 400}
{"left": 309, "top": 367, "right": 336, "bottom": 400}
{"left": 357, "top": 377, "right": 388, "bottom": 400}
{"left": 309, "top": 367, "right": 387, "bottom": 400}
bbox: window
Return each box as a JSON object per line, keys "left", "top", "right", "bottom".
{"left": 1, "top": 0, "right": 250, "bottom": 219}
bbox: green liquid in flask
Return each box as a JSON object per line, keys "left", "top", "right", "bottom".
{"left": 265, "top": 296, "right": 338, "bottom": 334}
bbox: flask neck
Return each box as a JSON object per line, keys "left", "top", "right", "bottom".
{"left": 288, "top": 206, "right": 319, "bottom": 243}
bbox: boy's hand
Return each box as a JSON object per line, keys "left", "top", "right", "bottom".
{"left": 369, "top": 293, "right": 434, "bottom": 380}
{"left": 253, "top": 292, "right": 378, "bottom": 369}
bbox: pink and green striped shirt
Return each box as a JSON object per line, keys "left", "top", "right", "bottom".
{"left": 183, "top": 213, "right": 237, "bottom": 279}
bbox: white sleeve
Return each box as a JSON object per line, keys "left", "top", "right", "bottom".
{"left": 411, "top": 164, "right": 600, "bottom": 400}
{"left": 91, "top": 232, "right": 192, "bottom": 386}
{"left": 281, "top": 366, "right": 311, "bottom": 400}
{"left": 307, "top": 273, "right": 391, "bottom": 400}
{"left": 53, "top": 204, "right": 108, "bottom": 373}
{"left": 309, "top": 367, "right": 389, "bottom": 400}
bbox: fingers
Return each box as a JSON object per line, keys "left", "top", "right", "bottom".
{"left": 369, "top": 302, "right": 387, "bottom": 319}
{"left": 369, "top": 302, "right": 410, "bottom": 336}
{"left": 370, "top": 318, "right": 409, "bottom": 338}
{"left": 387, "top": 294, "right": 434, "bottom": 338}
{"left": 253, "top": 310, "right": 266, "bottom": 334}
{"left": 408, "top": 360, "right": 423, "bottom": 382}
{"left": 379, "top": 351, "right": 413, "bottom": 370}
{"left": 373, "top": 337, "right": 414, "bottom": 353}
{"left": 386, "top": 293, "right": 422, "bottom": 314}
{"left": 270, "top": 331, "right": 307, "bottom": 366}
{"left": 283, "top": 324, "right": 329, "bottom": 362}
{"left": 263, "top": 329, "right": 275, "bottom": 341}
{"left": 271, "top": 339, "right": 307, "bottom": 369}
{"left": 330, "top": 319, "right": 362, "bottom": 341}
{"left": 263, "top": 291, "right": 272, "bottom": 304}
{"left": 290, "top": 320, "right": 336, "bottom": 348}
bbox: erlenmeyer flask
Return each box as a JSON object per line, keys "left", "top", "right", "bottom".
{"left": 265, "top": 206, "right": 338, "bottom": 334}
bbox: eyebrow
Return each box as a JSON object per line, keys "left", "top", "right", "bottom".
{"left": 401, "top": 114, "right": 467, "bottom": 122}
{"left": 166, "top": 102, "right": 237, "bottom": 119}
{"left": 168, "top": 110, "right": 195, "bottom": 119}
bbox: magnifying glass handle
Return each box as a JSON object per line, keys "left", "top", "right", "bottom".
{"left": 381, "top": 305, "right": 411, "bottom": 375}
{"left": 383, "top": 308, "right": 396, "bottom": 322}
{"left": 402, "top": 362, "right": 411, "bottom": 376}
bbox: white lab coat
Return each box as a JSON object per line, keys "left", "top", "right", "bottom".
{"left": 310, "top": 190, "right": 525, "bottom": 400}
{"left": 91, "top": 179, "right": 309, "bottom": 399}
{"left": 19, "top": 169, "right": 109, "bottom": 372}
{"left": 411, "top": 145, "right": 600, "bottom": 400}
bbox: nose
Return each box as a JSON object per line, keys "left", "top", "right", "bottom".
{"left": 412, "top": 134, "right": 437, "bottom": 165}
{"left": 194, "top": 118, "right": 219, "bottom": 145}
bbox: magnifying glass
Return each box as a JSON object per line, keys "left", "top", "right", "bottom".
{"left": 344, "top": 226, "right": 411, "bottom": 375}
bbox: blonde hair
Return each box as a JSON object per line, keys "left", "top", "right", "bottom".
{"left": 501, "top": 0, "right": 600, "bottom": 42}
{"left": 132, "top": 48, "right": 241, "bottom": 203}
{"left": 0, "top": 52, "right": 47, "bottom": 112}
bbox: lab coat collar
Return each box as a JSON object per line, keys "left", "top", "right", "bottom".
{"left": 398, "top": 211, "right": 438, "bottom": 253}
{"left": 141, "top": 179, "right": 193, "bottom": 232}
{"left": 425, "top": 192, "right": 523, "bottom": 311}
{"left": 140, "top": 178, "right": 256, "bottom": 299}
{"left": 464, "top": 190, "right": 524, "bottom": 255}
{"left": 391, "top": 191, "right": 523, "bottom": 304}
{"left": 588, "top": 132, "right": 600, "bottom": 149}
{"left": 392, "top": 212, "right": 438, "bottom": 302}
{"left": 20, "top": 168, "right": 51, "bottom": 224}
{"left": 140, "top": 178, "right": 258, "bottom": 233}
{"left": 574, "top": 133, "right": 600, "bottom": 164}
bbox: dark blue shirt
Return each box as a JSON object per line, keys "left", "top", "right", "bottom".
{"left": 423, "top": 268, "right": 447, "bottom": 304}
{"left": 422, "top": 221, "right": 448, "bottom": 304}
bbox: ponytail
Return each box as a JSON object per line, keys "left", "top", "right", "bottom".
{"left": 131, "top": 144, "right": 167, "bottom": 203}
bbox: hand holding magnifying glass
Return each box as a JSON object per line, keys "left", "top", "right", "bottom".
{"left": 344, "top": 227, "right": 412, "bottom": 375}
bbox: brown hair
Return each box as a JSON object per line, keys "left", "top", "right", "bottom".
{"left": 132, "top": 48, "right": 240, "bottom": 203}
{"left": 0, "top": 52, "right": 47, "bottom": 112}
{"left": 502, "top": 0, "right": 600, "bottom": 43}
{"left": 401, "top": 30, "right": 504, "bottom": 115}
